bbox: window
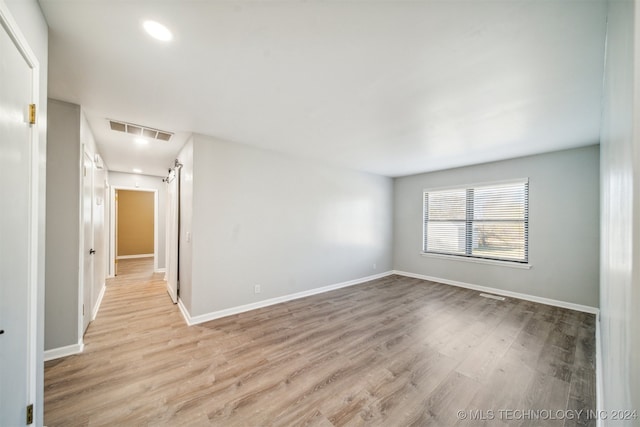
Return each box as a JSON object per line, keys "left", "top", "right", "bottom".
{"left": 423, "top": 180, "right": 529, "bottom": 263}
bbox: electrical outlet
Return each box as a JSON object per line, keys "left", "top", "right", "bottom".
{"left": 254, "top": 284, "right": 261, "bottom": 294}
{"left": 373, "top": 263, "right": 377, "bottom": 270}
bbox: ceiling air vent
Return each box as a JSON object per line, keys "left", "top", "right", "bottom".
{"left": 157, "top": 132, "right": 172, "bottom": 141}
{"left": 109, "top": 119, "right": 174, "bottom": 142}
{"left": 109, "top": 121, "right": 126, "bottom": 132}
{"left": 126, "top": 124, "right": 142, "bottom": 135}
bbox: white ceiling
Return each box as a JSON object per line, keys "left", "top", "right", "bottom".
{"left": 40, "top": 0, "right": 608, "bottom": 178}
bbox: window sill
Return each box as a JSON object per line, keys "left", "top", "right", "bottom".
{"left": 419, "top": 252, "right": 532, "bottom": 269}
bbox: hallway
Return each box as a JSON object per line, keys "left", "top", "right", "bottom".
{"left": 44, "top": 258, "right": 202, "bottom": 425}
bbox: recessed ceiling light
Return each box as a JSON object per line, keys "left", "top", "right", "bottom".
{"left": 133, "top": 168, "right": 143, "bottom": 174}
{"left": 135, "top": 137, "right": 149, "bottom": 145}
{"left": 143, "top": 20, "right": 173, "bottom": 42}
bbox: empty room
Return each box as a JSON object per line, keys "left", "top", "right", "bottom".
{"left": 0, "top": 0, "right": 639, "bottom": 426}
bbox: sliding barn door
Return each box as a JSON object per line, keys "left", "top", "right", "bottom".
{"left": 165, "top": 171, "right": 179, "bottom": 303}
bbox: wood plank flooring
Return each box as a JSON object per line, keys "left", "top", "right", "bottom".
{"left": 44, "top": 258, "right": 596, "bottom": 426}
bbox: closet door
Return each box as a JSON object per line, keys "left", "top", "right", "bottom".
{"left": 165, "top": 171, "right": 179, "bottom": 303}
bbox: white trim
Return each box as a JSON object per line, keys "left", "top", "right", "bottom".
{"left": 178, "top": 271, "right": 394, "bottom": 326}
{"left": 117, "top": 254, "right": 154, "bottom": 259}
{"left": 420, "top": 252, "right": 532, "bottom": 269}
{"left": 422, "top": 177, "right": 529, "bottom": 194}
{"left": 177, "top": 298, "right": 190, "bottom": 323}
{"left": 155, "top": 268, "right": 166, "bottom": 273}
{"left": 109, "top": 184, "right": 115, "bottom": 276}
{"left": 595, "top": 312, "right": 603, "bottom": 427}
{"left": 392, "top": 270, "right": 599, "bottom": 314}
{"left": 0, "top": 2, "right": 41, "bottom": 419}
{"left": 0, "top": 1, "right": 39, "bottom": 66}
{"left": 154, "top": 190, "right": 158, "bottom": 271}
{"left": 44, "top": 343, "right": 84, "bottom": 362}
{"left": 92, "top": 284, "right": 106, "bottom": 320}
{"left": 110, "top": 185, "right": 158, "bottom": 191}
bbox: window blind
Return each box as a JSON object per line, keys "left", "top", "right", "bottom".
{"left": 423, "top": 180, "right": 529, "bottom": 263}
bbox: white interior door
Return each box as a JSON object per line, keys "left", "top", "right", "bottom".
{"left": 165, "top": 171, "right": 179, "bottom": 303}
{"left": 0, "top": 16, "right": 36, "bottom": 426}
{"left": 82, "top": 149, "right": 94, "bottom": 333}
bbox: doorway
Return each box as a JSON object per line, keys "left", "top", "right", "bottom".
{"left": 109, "top": 187, "right": 158, "bottom": 276}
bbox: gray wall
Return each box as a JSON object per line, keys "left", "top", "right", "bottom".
{"left": 599, "top": 0, "right": 640, "bottom": 415}
{"left": 45, "top": 100, "right": 107, "bottom": 353}
{"left": 184, "top": 134, "right": 393, "bottom": 317}
{"left": 5, "top": 0, "right": 48, "bottom": 422}
{"left": 393, "top": 145, "right": 600, "bottom": 307}
{"left": 45, "top": 100, "right": 80, "bottom": 351}
{"left": 108, "top": 171, "right": 167, "bottom": 270}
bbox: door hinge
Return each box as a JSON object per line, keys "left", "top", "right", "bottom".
{"left": 28, "top": 104, "right": 36, "bottom": 125}
{"left": 26, "top": 403, "right": 33, "bottom": 425}
{"left": 83, "top": 304, "right": 85, "bottom": 316}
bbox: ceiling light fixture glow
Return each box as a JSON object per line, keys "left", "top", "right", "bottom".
{"left": 133, "top": 168, "right": 143, "bottom": 174}
{"left": 135, "top": 137, "right": 149, "bottom": 145}
{"left": 143, "top": 20, "right": 173, "bottom": 42}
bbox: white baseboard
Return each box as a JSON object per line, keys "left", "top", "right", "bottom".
{"left": 92, "top": 284, "right": 106, "bottom": 320}
{"left": 155, "top": 268, "right": 166, "bottom": 273}
{"left": 44, "top": 342, "right": 84, "bottom": 362}
{"left": 177, "top": 298, "right": 190, "bottom": 323}
{"left": 178, "top": 271, "right": 394, "bottom": 326}
{"left": 116, "top": 254, "right": 154, "bottom": 260}
{"left": 595, "top": 312, "right": 603, "bottom": 427}
{"left": 392, "top": 270, "right": 599, "bottom": 314}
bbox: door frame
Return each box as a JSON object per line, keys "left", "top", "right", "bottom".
{"left": 109, "top": 186, "right": 159, "bottom": 275}
{"left": 0, "top": 0, "right": 41, "bottom": 419}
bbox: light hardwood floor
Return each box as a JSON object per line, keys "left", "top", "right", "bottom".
{"left": 44, "top": 258, "right": 596, "bottom": 426}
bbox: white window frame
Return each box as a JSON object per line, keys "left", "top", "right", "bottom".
{"left": 421, "top": 178, "right": 530, "bottom": 268}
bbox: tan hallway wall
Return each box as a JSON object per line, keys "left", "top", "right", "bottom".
{"left": 117, "top": 190, "right": 154, "bottom": 256}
